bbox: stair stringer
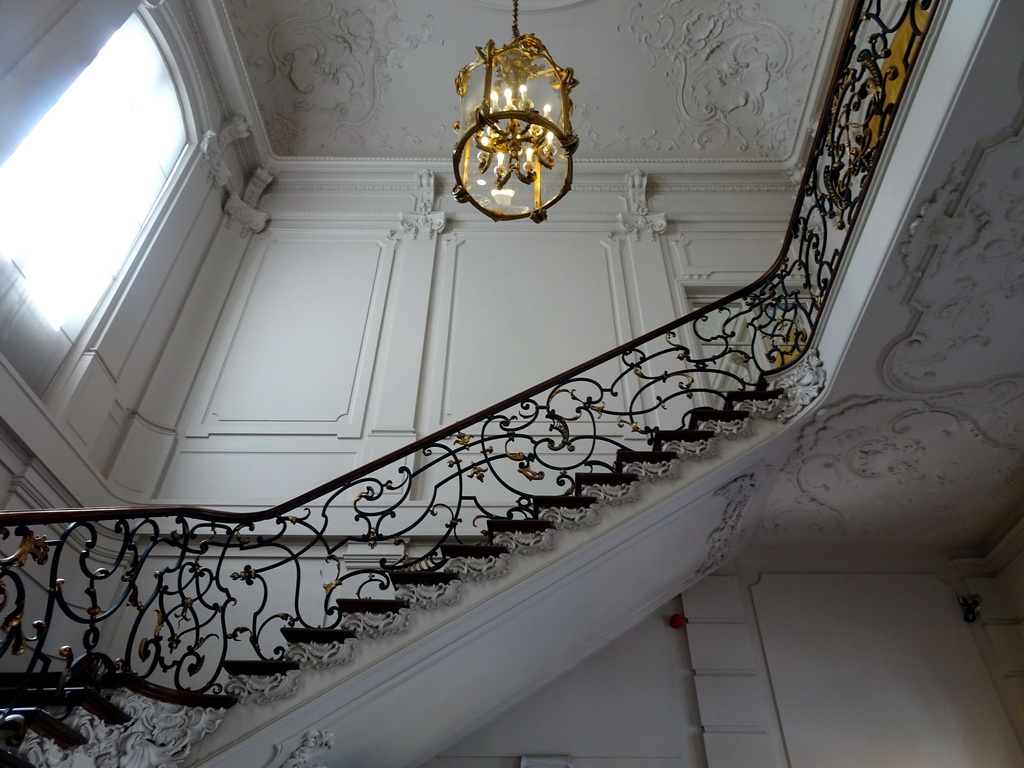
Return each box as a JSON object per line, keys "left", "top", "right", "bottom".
{"left": 187, "top": 414, "right": 794, "bottom": 768}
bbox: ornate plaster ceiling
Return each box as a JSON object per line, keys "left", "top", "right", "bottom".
{"left": 758, "top": 88, "right": 1024, "bottom": 552}
{"left": 214, "top": 0, "right": 844, "bottom": 164}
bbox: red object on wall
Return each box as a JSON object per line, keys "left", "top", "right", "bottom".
{"left": 669, "top": 613, "right": 686, "bottom": 629}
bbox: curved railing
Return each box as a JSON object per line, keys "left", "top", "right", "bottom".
{"left": 0, "top": 0, "right": 934, "bottom": 707}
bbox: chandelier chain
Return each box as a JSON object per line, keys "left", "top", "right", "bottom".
{"left": 512, "top": 0, "right": 519, "bottom": 38}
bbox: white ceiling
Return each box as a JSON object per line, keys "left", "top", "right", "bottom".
{"left": 214, "top": 0, "right": 847, "bottom": 168}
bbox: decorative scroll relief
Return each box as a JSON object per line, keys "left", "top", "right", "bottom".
{"left": 281, "top": 729, "right": 334, "bottom": 768}
{"left": 693, "top": 472, "right": 757, "bottom": 579}
{"left": 199, "top": 114, "right": 250, "bottom": 188}
{"left": 766, "top": 348, "right": 825, "bottom": 422}
{"left": 394, "top": 580, "right": 462, "bottom": 609}
{"left": 760, "top": 397, "right": 1023, "bottom": 545}
{"left": 693, "top": 416, "right": 752, "bottom": 439}
{"left": 444, "top": 553, "right": 511, "bottom": 581}
{"left": 539, "top": 504, "right": 601, "bottom": 530}
{"left": 618, "top": 0, "right": 826, "bottom": 158}
{"left": 400, "top": 169, "right": 446, "bottom": 240}
{"left": 492, "top": 528, "right": 557, "bottom": 555}
{"left": 15, "top": 692, "right": 228, "bottom": 768}
{"left": 886, "top": 124, "right": 1024, "bottom": 393}
{"left": 224, "top": 669, "right": 301, "bottom": 704}
{"left": 285, "top": 637, "right": 357, "bottom": 670}
{"left": 618, "top": 170, "right": 668, "bottom": 241}
{"left": 663, "top": 437, "right": 718, "bottom": 461}
{"left": 733, "top": 394, "right": 785, "bottom": 420}
{"left": 223, "top": 0, "right": 441, "bottom": 156}
{"left": 339, "top": 607, "right": 412, "bottom": 639}
{"left": 621, "top": 459, "right": 680, "bottom": 483}
{"left": 583, "top": 481, "right": 640, "bottom": 505}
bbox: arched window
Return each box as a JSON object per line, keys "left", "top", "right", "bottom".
{"left": 0, "top": 13, "right": 187, "bottom": 342}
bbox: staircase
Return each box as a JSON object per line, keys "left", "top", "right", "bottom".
{"left": 0, "top": 0, "right": 938, "bottom": 764}
{"left": 0, "top": 381, "right": 811, "bottom": 767}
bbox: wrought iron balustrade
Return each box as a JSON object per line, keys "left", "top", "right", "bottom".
{"left": 0, "top": 0, "right": 935, "bottom": 722}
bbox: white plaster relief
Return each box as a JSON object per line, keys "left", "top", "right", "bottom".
{"left": 394, "top": 580, "right": 463, "bottom": 609}
{"left": 693, "top": 472, "right": 756, "bottom": 579}
{"left": 766, "top": 348, "right": 825, "bottom": 422}
{"left": 692, "top": 415, "right": 752, "bottom": 439}
{"left": 620, "top": 459, "right": 680, "bottom": 483}
{"left": 444, "top": 552, "right": 511, "bottom": 581}
{"left": 538, "top": 503, "right": 601, "bottom": 530}
{"left": 339, "top": 607, "right": 412, "bottom": 639}
{"left": 662, "top": 435, "right": 717, "bottom": 461}
{"left": 886, "top": 124, "right": 1024, "bottom": 393}
{"left": 223, "top": 669, "right": 301, "bottom": 704}
{"left": 491, "top": 528, "right": 557, "bottom": 555}
{"left": 198, "top": 115, "right": 250, "bottom": 188}
{"left": 223, "top": 0, "right": 442, "bottom": 156}
{"left": 15, "top": 691, "right": 229, "bottom": 768}
{"left": 284, "top": 637, "right": 357, "bottom": 670}
{"left": 580, "top": 481, "right": 640, "bottom": 505}
{"left": 400, "top": 169, "right": 446, "bottom": 240}
{"left": 617, "top": 0, "right": 825, "bottom": 158}
{"left": 732, "top": 394, "right": 785, "bottom": 420}
{"left": 281, "top": 729, "right": 334, "bottom": 768}
{"left": 760, "top": 397, "right": 1023, "bottom": 545}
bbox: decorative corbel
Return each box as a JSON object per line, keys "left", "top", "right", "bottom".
{"left": 225, "top": 167, "right": 274, "bottom": 235}
{"left": 401, "top": 169, "right": 446, "bottom": 240}
{"left": 199, "top": 115, "right": 250, "bottom": 188}
{"left": 281, "top": 729, "right": 335, "bottom": 768}
{"left": 617, "top": 170, "right": 666, "bottom": 242}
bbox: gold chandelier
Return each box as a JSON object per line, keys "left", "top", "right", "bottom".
{"left": 452, "top": 0, "right": 579, "bottom": 223}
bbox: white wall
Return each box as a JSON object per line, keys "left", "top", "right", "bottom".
{"left": 424, "top": 596, "right": 707, "bottom": 768}
{"left": 424, "top": 565, "right": 1024, "bottom": 768}
{"left": 131, "top": 177, "right": 790, "bottom": 508}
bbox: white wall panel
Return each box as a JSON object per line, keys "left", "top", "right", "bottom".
{"left": 159, "top": 448, "right": 360, "bottom": 504}
{"left": 426, "top": 598, "right": 705, "bottom": 768}
{"left": 425, "top": 231, "right": 633, "bottom": 427}
{"left": 187, "top": 233, "right": 393, "bottom": 437}
{"left": 753, "top": 573, "right": 1024, "bottom": 768}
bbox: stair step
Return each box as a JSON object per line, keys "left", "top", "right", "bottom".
{"left": 389, "top": 568, "right": 464, "bottom": 609}
{"left": 0, "top": 687, "right": 130, "bottom": 726}
{"left": 334, "top": 598, "right": 409, "bottom": 614}
{"left": 280, "top": 627, "right": 357, "bottom": 644}
{"left": 726, "top": 388, "right": 784, "bottom": 405}
{"left": 221, "top": 660, "right": 300, "bottom": 678}
{"left": 614, "top": 450, "right": 680, "bottom": 482}
{"left": 281, "top": 627, "right": 359, "bottom": 669}
{"left": 5, "top": 708, "right": 86, "bottom": 749}
{"left": 533, "top": 495, "right": 596, "bottom": 511}
{"left": 575, "top": 472, "right": 638, "bottom": 488}
{"left": 389, "top": 570, "right": 460, "bottom": 586}
{"left": 103, "top": 672, "right": 238, "bottom": 709}
{"left": 614, "top": 450, "right": 677, "bottom": 471}
{"left": 440, "top": 543, "right": 511, "bottom": 582}
{"left": 687, "top": 408, "right": 748, "bottom": 430}
{"left": 439, "top": 544, "right": 509, "bottom": 559}
{"left": 653, "top": 428, "right": 714, "bottom": 447}
{"left": 486, "top": 519, "right": 556, "bottom": 555}
{"left": 574, "top": 472, "right": 639, "bottom": 505}
{"left": 534, "top": 494, "right": 600, "bottom": 530}
{"left": 485, "top": 519, "right": 553, "bottom": 535}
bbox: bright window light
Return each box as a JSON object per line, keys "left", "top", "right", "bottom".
{"left": 0, "top": 14, "right": 186, "bottom": 333}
